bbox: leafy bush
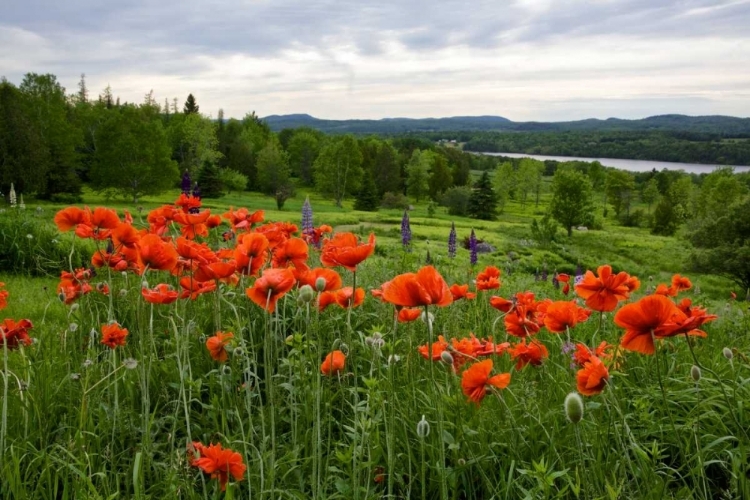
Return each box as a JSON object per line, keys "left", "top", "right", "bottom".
{"left": 530, "top": 213, "right": 558, "bottom": 248}
{"left": 380, "top": 191, "right": 410, "bottom": 209}
{"left": 440, "top": 186, "right": 472, "bottom": 216}
{"left": 219, "top": 168, "right": 249, "bottom": 194}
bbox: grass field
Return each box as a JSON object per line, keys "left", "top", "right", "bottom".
{"left": 0, "top": 187, "right": 748, "bottom": 499}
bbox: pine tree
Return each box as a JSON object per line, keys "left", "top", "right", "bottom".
{"left": 196, "top": 161, "right": 224, "bottom": 198}
{"left": 184, "top": 93, "right": 199, "bottom": 114}
{"left": 354, "top": 170, "right": 380, "bottom": 211}
{"left": 468, "top": 171, "right": 497, "bottom": 220}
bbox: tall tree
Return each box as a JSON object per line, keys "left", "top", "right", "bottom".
{"left": 517, "top": 158, "right": 544, "bottom": 208}
{"left": 549, "top": 168, "right": 594, "bottom": 237}
{"left": 354, "top": 169, "right": 380, "bottom": 211}
{"left": 640, "top": 178, "right": 660, "bottom": 213}
{"left": 468, "top": 171, "right": 497, "bottom": 220}
{"left": 605, "top": 170, "right": 636, "bottom": 218}
{"left": 167, "top": 113, "right": 222, "bottom": 178}
{"left": 373, "top": 141, "right": 401, "bottom": 196}
{"left": 256, "top": 141, "right": 293, "bottom": 208}
{"left": 183, "top": 93, "right": 199, "bottom": 114}
{"left": 287, "top": 130, "right": 321, "bottom": 186}
{"left": 493, "top": 161, "right": 516, "bottom": 214}
{"left": 313, "top": 135, "right": 363, "bottom": 207}
{"left": 90, "top": 104, "right": 178, "bottom": 203}
{"left": 428, "top": 152, "right": 453, "bottom": 200}
{"left": 405, "top": 149, "right": 430, "bottom": 202}
{"left": 76, "top": 73, "right": 88, "bottom": 104}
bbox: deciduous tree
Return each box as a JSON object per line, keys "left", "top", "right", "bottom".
{"left": 549, "top": 168, "right": 594, "bottom": 237}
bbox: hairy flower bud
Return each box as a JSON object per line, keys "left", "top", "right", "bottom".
{"left": 440, "top": 351, "right": 454, "bottom": 366}
{"left": 315, "top": 277, "right": 327, "bottom": 292}
{"left": 416, "top": 415, "right": 430, "bottom": 438}
{"left": 691, "top": 365, "right": 702, "bottom": 382}
{"left": 723, "top": 347, "right": 734, "bottom": 361}
{"left": 564, "top": 392, "right": 584, "bottom": 424}
{"left": 298, "top": 284, "right": 315, "bottom": 304}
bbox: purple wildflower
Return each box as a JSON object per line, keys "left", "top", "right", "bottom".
{"left": 302, "top": 196, "right": 314, "bottom": 238}
{"left": 575, "top": 263, "right": 583, "bottom": 286}
{"left": 401, "top": 210, "right": 411, "bottom": 248}
{"left": 469, "top": 229, "right": 477, "bottom": 266}
{"left": 448, "top": 222, "right": 457, "bottom": 258}
{"left": 181, "top": 171, "right": 191, "bottom": 195}
{"left": 561, "top": 341, "right": 575, "bottom": 355}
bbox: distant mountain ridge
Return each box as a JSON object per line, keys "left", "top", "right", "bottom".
{"left": 261, "top": 113, "right": 750, "bottom": 135}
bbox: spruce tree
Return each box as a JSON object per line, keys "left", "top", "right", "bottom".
{"left": 354, "top": 171, "right": 380, "bottom": 211}
{"left": 468, "top": 171, "right": 497, "bottom": 220}
{"left": 196, "top": 161, "right": 224, "bottom": 198}
{"left": 184, "top": 93, "right": 199, "bottom": 114}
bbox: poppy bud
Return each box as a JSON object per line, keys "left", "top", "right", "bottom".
{"left": 298, "top": 284, "right": 314, "bottom": 304}
{"left": 440, "top": 351, "right": 454, "bottom": 366}
{"left": 416, "top": 415, "right": 430, "bottom": 438}
{"left": 315, "top": 277, "right": 327, "bottom": 292}
{"left": 70, "top": 303, "right": 79, "bottom": 311}
{"left": 723, "top": 347, "right": 734, "bottom": 361}
{"left": 119, "top": 289, "right": 127, "bottom": 298}
{"left": 564, "top": 392, "right": 584, "bottom": 424}
{"left": 420, "top": 311, "right": 434, "bottom": 325}
{"left": 69, "top": 323, "right": 78, "bottom": 332}
{"left": 457, "top": 458, "right": 466, "bottom": 466}
{"left": 691, "top": 365, "right": 701, "bottom": 382}
{"left": 141, "top": 280, "right": 149, "bottom": 289}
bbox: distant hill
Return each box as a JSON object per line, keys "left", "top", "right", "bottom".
{"left": 262, "top": 113, "right": 750, "bottom": 136}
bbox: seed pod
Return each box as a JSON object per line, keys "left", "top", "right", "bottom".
{"left": 564, "top": 392, "right": 584, "bottom": 424}
{"left": 723, "top": 347, "right": 734, "bottom": 361}
{"left": 315, "top": 277, "right": 327, "bottom": 292}
{"left": 416, "top": 415, "right": 430, "bottom": 438}
{"left": 691, "top": 365, "right": 702, "bottom": 382}
{"left": 298, "top": 284, "right": 314, "bottom": 304}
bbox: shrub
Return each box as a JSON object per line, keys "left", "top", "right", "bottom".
{"left": 380, "top": 191, "right": 410, "bottom": 210}
{"left": 440, "top": 186, "right": 472, "bottom": 216}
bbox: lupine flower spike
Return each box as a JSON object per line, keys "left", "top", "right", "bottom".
{"left": 448, "top": 222, "right": 457, "bottom": 258}
{"left": 469, "top": 229, "right": 477, "bottom": 266}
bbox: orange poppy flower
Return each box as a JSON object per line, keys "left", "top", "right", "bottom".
{"left": 176, "top": 237, "right": 216, "bottom": 265}
{"left": 461, "top": 359, "right": 511, "bottom": 404}
{"left": 245, "top": 268, "right": 296, "bottom": 313}
{"left": 206, "top": 331, "right": 234, "bottom": 362}
{"left": 417, "top": 335, "right": 449, "bottom": 360}
{"left": 0, "top": 282, "right": 8, "bottom": 310}
{"left": 190, "top": 442, "right": 246, "bottom": 491}
{"left": 576, "top": 356, "right": 609, "bottom": 396}
{"left": 558, "top": 273, "right": 571, "bottom": 295}
{"left": 450, "top": 284, "right": 476, "bottom": 301}
{"left": 272, "top": 237, "right": 309, "bottom": 271}
{"left": 398, "top": 307, "right": 423, "bottom": 322}
{"left": 671, "top": 274, "right": 692, "bottom": 294}
{"left": 175, "top": 193, "right": 202, "bottom": 213}
{"left": 206, "top": 215, "right": 222, "bottom": 229}
{"left": 476, "top": 266, "right": 501, "bottom": 291}
{"left": 572, "top": 341, "right": 613, "bottom": 367}
{"left": 74, "top": 207, "right": 121, "bottom": 240}
{"left": 321, "top": 232, "right": 376, "bottom": 271}
{"left": 654, "top": 283, "right": 676, "bottom": 296}
{"left": 542, "top": 301, "right": 592, "bottom": 333}
{"left": 194, "top": 262, "right": 237, "bottom": 283}
{"left": 663, "top": 298, "right": 717, "bottom": 338}
{"left": 179, "top": 277, "right": 217, "bottom": 300}
{"left": 474, "top": 338, "right": 511, "bottom": 357}
{"left": 141, "top": 283, "right": 179, "bottom": 305}
{"left": 234, "top": 232, "right": 269, "bottom": 276}
{"left": 222, "top": 207, "right": 264, "bottom": 230}
{"left": 297, "top": 267, "right": 342, "bottom": 292}
{"left": 137, "top": 234, "right": 179, "bottom": 273}
{"left": 1, "top": 318, "right": 33, "bottom": 349}
{"left": 321, "top": 350, "right": 346, "bottom": 376}
{"left": 319, "top": 287, "right": 365, "bottom": 311}
{"left": 509, "top": 339, "right": 548, "bottom": 370}
{"left": 101, "top": 322, "right": 128, "bottom": 349}
{"left": 613, "top": 294, "right": 681, "bottom": 354}
{"left": 504, "top": 308, "right": 542, "bottom": 338}
{"left": 489, "top": 295, "right": 513, "bottom": 313}
{"left": 575, "top": 265, "right": 638, "bottom": 312}
{"left": 112, "top": 222, "right": 140, "bottom": 251}
{"left": 54, "top": 206, "right": 90, "bottom": 232}
{"left": 381, "top": 265, "right": 453, "bottom": 308}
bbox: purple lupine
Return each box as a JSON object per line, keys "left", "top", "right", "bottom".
{"left": 401, "top": 210, "right": 411, "bottom": 248}
{"left": 575, "top": 263, "right": 584, "bottom": 286}
{"left": 469, "top": 229, "right": 477, "bottom": 266}
{"left": 181, "top": 170, "right": 192, "bottom": 195}
{"left": 448, "top": 222, "right": 457, "bottom": 259}
{"left": 301, "top": 196, "right": 314, "bottom": 238}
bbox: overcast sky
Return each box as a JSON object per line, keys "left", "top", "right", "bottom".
{"left": 2, "top": 0, "right": 749, "bottom": 121}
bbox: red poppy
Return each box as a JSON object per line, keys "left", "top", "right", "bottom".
{"left": 654, "top": 283, "right": 676, "bottom": 296}
{"left": 449, "top": 284, "right": 476, "bottom": 301}
{"left": 272, "top": 237, "right": 309, "bottom": 271}
{"left": 0, "top": 282, "right": 8, "bottom": 310}
{"left": 0, "top": 318, "right": 33, "bottom": 349}
{"left": 321, "top": 350, "right": 346, "bottom": 375}
{"left": 54, "top": 206, "right": 90, "bottom": 232}
{"left": 476, "top": 266, "right": 501, "bottom": 291}
{"left": 179, "top": 277, "right": 217, "bottom": 300}
{"left": 613, "top": 294, "right": 681, "bottom": 355}
{"left": 194, "top": 262, "right": 237, "bottom": 283}
{"left": 489, "top": 295, "right": 513, "bottom": 313}
{"left": 137, "top": 234, "right": 179, "bottom": 273}
{"left": 319, "top": 287, "right": 365, "bottom": 311}
{"left": 234, "top": 232, "right": 269, "bottom": 276}
{"left": 74, "top": 207, "right": 121, "bottom": 240}
{"left": 541, "top": 300, "right": 591, "bottom": 333}
{"left": 461, "top": 359, "right": 511, "bottom": 404}
{"left": 175, "top": 193, "right": 202, "bottom": 213}
{"left": 297, "top": 267, "right": 342, "bottom": 292}
{"left": 206, "top": 331, "right": 234, "bottom": 362}
{"left": 663, "top": 298, "right": 717, "bottom": 338}
{"left": 575, "top": 265, "right": 639, "bottom": 312}
{"left": 504, "top": 308, "right": 542, "bottom": 338}
{"left": 398, "top": 307, "right": 423, "bottom": 322}
{"left": 190, "top": 442, "right": 246, "bottom": 491}
{"left": 141, "top": 284, "right": 179, "bottom": 305}
{"left": 320, "top": 232, "right": 376, "bottom": 271}
{"left": 671, "top": 274, "right": 692, "bottom": 294}
{"left": 381, "top": 265, "right": 453, "bottom": 308}
{"left": 245, "top": 268, "right": 296, "bottom": 313}
{"left": 101, "top": 322, "right": 128, "bottom": 349}
{"left": 572, "top": 341, "right": 614, "bottom": 367}
{"left": 558, "top": 274, "right": 571, "bottom": 295}
{"left": 417, "top": 336, "right": 449, "bottom": 361}
{"left": 509, "top": 339, "right": 548, "bottom": 370}
{"left": 222, "top": 207, "right": 264, "bottom": 230}
{"left": 112, "top": 223, "right": 140, "bottom": 252}
{"left": 576, "top": 356, "right": 609, "bottom": 396}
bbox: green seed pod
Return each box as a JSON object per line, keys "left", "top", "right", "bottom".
{"left": 723, "top": 347, "right": 734, "bottom": 361}
{"left": 564, "top": 392, "right": 584, "bottom": 424}
{"left": 440, "top": 351, "right": 454, "bottom": 366}
{"left": 298, "top": 284, "right": 315, "bottom": 304}
{"left": 315, "top": 277, "right": 327, "bottom": 292}
{"left": 691, "top": 365, "right": 702, "bottom": 382}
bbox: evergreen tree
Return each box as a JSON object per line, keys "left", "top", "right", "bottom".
{"left": 468, "top": 171, "right": 497, "bottom": 220}
{"left": 196, "top": 161, "right": 224, "bottom": 198}
{"left": 183, "top": 93, "right": 199, "bottom": 114}
{"left": 354, "top": 170, "right": 380, "bottom": 211}
{"left": 77, "top": 73, "right": 88, "bottom": 104}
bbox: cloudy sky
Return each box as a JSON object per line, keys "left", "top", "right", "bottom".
{"left": 2, "top": 0, "right": 749, "bottom": 121}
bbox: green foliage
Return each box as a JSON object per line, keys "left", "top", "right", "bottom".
{"left": 530, "top": 213, "right": 558, "bottom": 248}
{"left": 195, "top": 161, "right": 224, "bottom": 198}
{"left": 183, "top": 93, "right": 199, "bottom": 114}
{"left": 468, "top": 171, "right": 497, "bottom": 220}
{"left": 287, "top": 130, "right": 321, "bottom": 186}
{"left": 354, "top": 170, "right": 380, "bottom": 212}
{"left": 640, "top": 178, "right": 660, "bottom": 213}
{"left": 380, "top": 191, "right": 410, "bottom": 210}
{"left": 219, "top": 168, "right": 248, "bottom": 194}
{"left": 493, "top": 161, "right": 516, "bottom": 214}
{"left": 549, "top": 168, "right": 594, "bottom": 237}
{"left": 167, "top": 112, "right": 221, "bottom": 178}
{"left": 405, "top": 149, "right": 430, "bottom": 202}
{"left": 427, "top": 152, "right": 453, "bottom": 200}
{"left": 517, "top": 158, "right": 545, "bottom": 207}
{"left": 606, "top": 169, "right": 636, "bottom": 218}
{"left": 373, "top": 141, "right": 402, "bottom": 196}
{"left": 440, "top": 185, "right": 472, "bottom": 216}
{"left": 90, "top": 105, "right": 179, "bottom": 203}
{"left": 313, "top": 135, "right": 363, "bottom": 207}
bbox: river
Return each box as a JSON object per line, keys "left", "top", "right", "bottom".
{"left": 480, "top": 152, "right": 750, "bottom": 174}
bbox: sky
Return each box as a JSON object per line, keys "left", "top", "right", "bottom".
{"left": 2, "top": 0, "right": 749, "bottom": 121}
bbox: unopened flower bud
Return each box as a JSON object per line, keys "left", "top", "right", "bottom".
{"left": 691, "top": 365, "right": 702, "bottom": 382}
{"left": 440, "top": 351, "right": 454, "bottom": 366}
{"left": 564, "top": 392, "right": 584, "bottom": 424}
{"left": 285, "top": 335, "right": 294, "bottom": 345}
{"left": 315, "top": 277, "right": 327, "bottom": 292}
{"left": 723, "top": 347, "right": 734, "bottom": 361}
{"left": 457, "top": 458, "right": 466, "bottom": 466}
{"left": 416, "top": 415, "right": 430, "bottom": 438}
{"left": 123, "top": 358, "right": 138, "bottom": 370}
{"left": 70, "top": 303, "right": 79, "bottom": 312}
{"left": 141, "top": 281, "right": 149, "bottom": 289}
{"left": 119, "top": 289, "right": 127, "bottom": 298}
{"left": 298, "top": 284, "right": 315, "bottom": 304}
